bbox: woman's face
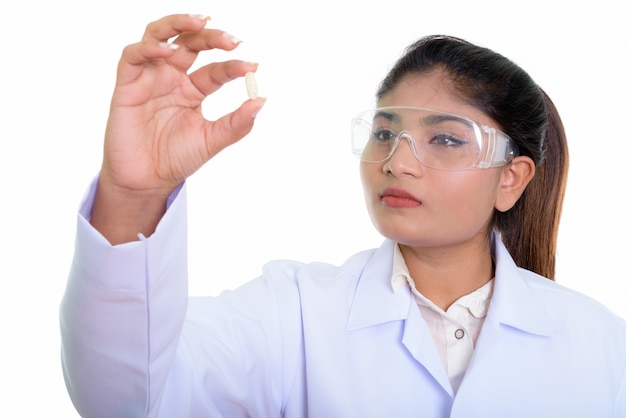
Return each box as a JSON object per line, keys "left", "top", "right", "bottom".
{"left": 360, "top": 72, "right": 507, "bottom": 249}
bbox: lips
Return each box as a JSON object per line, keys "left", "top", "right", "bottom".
{"left": 379, "top": 188, "right": 421, "bottom": 208}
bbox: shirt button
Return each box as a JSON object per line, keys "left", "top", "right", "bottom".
{"left": 454, "top": 329, "right": 465, "bottom": 339}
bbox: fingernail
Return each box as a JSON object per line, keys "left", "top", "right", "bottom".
{"left": 159, "top": 42, "right": 180, "bottom": 50}
{"left": 189, "top": 14, "right": 211, "bottom": 27}
{"left": 189, "top": 14, "right": 211, "bottom": 21}
{"left": 251, "top": 98, "right": 267, "bottom": 119}
{"left": 222, "top": 32, "right": 242, "bottom": 45}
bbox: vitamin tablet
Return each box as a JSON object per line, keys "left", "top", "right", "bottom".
{"left": 245, "top": 72, "right": 258, "bottom": 99}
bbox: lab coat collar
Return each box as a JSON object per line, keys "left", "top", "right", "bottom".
{"left": 346, "top": 239, "right": 412, "bottom": 331}
{"left": 344, "top": 234, "right": 555, "bottom": 398}
{"left": 345, "top": 239, "right": 450, "bottom": 394}
{"left": 489, "top": 233, "right": 555, "bottom": 337}
{"left": 346, "top": 235, "right": 555, "bottom": 337}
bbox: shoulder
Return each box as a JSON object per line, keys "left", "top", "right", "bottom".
{"left": 263, "top": 246, "right": 378, "bottom": 280}
{"left": 208, "top": 247, "right": 380, "bottom": 333}
{"left": 493, "top": 233, "right": 625, "bottom": 338}
{"left": 227, "top": 246, "right": 380, "bottom": 300}
{"left": 519, "top": 268, "right": 626, "bottom": 337}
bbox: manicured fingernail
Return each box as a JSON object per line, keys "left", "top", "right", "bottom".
{"left": 189, "top": 14, "right": 211, "bottom": 21}
{"left": 189, "top": 14, "right": 211, "bottom": 27}
{"left": 222, "top": 32, "right": 242, "bottom": 44}
{"left": 251, "top": 98, "right": 267, "bottom": 119}
{"left": 159, "top": 42, "right": 180, "bottom": 50}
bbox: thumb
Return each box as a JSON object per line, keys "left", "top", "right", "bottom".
{"left": 205, "top": 98, "right": 267, "bottom": 157}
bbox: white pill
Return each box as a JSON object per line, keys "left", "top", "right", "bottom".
{"left": 245, "top": 72, "right": 258, "bottom": 99}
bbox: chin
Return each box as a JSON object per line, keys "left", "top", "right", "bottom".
{"left": 374, "top": 222, "right": 421, "bottom": 244}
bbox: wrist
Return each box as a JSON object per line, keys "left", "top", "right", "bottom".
{"left": 90, "top": 175, "right": 175, "bottom": 245}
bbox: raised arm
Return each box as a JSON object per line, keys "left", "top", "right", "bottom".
{"left": 61, "top": 15, "right": 268, "bottom": 417}
{"left": 91, "top": 13, "right": 265, "bottom": 244}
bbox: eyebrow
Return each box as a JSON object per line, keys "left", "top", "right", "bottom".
{"left": 373, "top": 110, "right": 397, "bottom": 122}
{"left": 373, "top": 110, "right": 474, "bottom": 128}
{"left": 422, "top": 114, "right": 474, "bottom": 128}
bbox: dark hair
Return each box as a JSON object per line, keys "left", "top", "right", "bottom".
{"left": 377, "top": 35, "right": 569, "bottom": 280}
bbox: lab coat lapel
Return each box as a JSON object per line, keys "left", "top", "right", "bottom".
{"left": 454, "top": 236, "right": 557, "bottom": 406}
{"left": 458, "top": 235, "right": 556, "bottom": 392}
{"left": 403, "top": 302, "right": 455, "bottom": 396}
{"left": 346, "top": 240, "right": 409, "bottom": 329}
{"left": 487, "top": 236, "right": 555, "bottom": 337}
{"left": 346, "top": 239, "right": 453, "bottom": 396}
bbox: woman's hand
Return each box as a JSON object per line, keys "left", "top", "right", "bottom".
{"left": 91, "top": 14, "right": 265, "bottom": 243}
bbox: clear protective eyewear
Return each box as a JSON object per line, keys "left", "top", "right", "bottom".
{"left": 351, "top": 106, "right": 519, "bottom": 170}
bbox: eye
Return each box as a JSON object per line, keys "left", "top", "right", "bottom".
{"left": 429, "top": 133, "right": 469, "bottom": 147}
{"left": 371, "top": 127, "right": 397, "bottom": 143}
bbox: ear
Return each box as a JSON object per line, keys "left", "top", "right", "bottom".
{"left": 495, "top": 156, "right": 535, "bottom": 212}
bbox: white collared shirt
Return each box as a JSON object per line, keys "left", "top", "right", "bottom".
{"left": 390, "top": 243, "right": 494, "bottom": 392}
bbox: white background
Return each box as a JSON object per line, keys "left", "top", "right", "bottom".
{"left": 1, "top": 0, "right": 624, "bottom": 416}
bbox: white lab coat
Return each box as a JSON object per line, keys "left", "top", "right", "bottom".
{"left": 60, "top": 181, "right": 626, "bottom": 417}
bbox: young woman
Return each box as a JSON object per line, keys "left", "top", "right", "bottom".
{"left": 60, "top": 14, "right": 626, "bottom": 417}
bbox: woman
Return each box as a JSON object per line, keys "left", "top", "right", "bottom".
{"left": 60, "top": 14, "right": 626, "bottom": 417}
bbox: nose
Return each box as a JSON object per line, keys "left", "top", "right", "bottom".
{"left": 384, "top": 133, "right": 424, "bottom": 176}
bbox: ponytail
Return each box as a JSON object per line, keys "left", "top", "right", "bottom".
{"left": 495, "top": 91, "right": 569, "bottom": 280}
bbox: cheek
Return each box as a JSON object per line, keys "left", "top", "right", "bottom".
{"left": 359, "top": 163, "right": 385, "bottom": 224}
{"left": 437, "top": 172, "right": 501, "bottom": 215}
{"left": 359, "top": 162, "right": 377, "bottom": 196}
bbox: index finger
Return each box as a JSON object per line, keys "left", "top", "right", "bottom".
{"left": 142, "top": 14, "right": 243, "bottom": 72}
{"left": 142, "top": 14, "right": 211, "bottom": 44}
{"left": 118, "top": 14, "right": 211, "bottom": 70}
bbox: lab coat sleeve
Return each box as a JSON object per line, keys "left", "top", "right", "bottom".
{"left": 617, "top": 335, "right": 626, "bottom": 417}
{"left": 60, "top": 178, "right": 189, "bottom": 417}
